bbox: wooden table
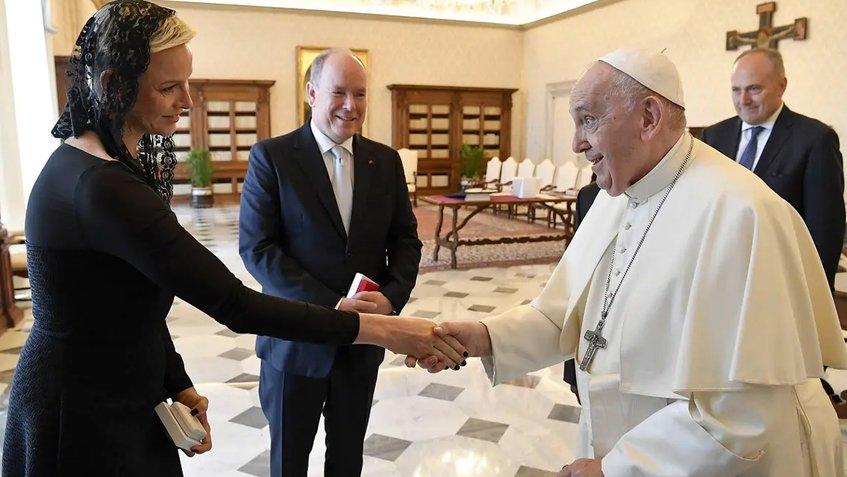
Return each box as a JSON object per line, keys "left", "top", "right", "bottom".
{"left": 421, "top": 193, "right": 577, "bottom": 269}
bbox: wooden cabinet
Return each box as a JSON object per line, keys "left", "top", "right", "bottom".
{"left": 172, "top": 79, "right": 274, "bottom": 196}
{"left": 388, "top": 85, "right": 516, "bottom": 194}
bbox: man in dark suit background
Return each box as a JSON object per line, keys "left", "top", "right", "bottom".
{"left": 701, "top": 48, "right": 844, "bottom": 290}
{"left": 239, "top": 48, "right": 421, "bottom": 476}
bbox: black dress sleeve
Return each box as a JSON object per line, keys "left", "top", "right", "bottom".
{"left": 73, "top": 162, "right": 359, "bottom": 344}
{"left": 159, "top": 319, "right": 193, "bottom": 396}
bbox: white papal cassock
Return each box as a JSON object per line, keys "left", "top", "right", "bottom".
{"left": 481, "top": 133, "right": 847, "bottom": 476}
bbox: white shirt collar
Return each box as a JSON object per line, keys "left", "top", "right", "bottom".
{"left": 625, "top": 132, "right": 690, "bottom": 202}
{"left": 310, "top": 118, "right": 354, "bottom": 157}
{"left": 741, "top": 102, "right": 784, "bottom": 132}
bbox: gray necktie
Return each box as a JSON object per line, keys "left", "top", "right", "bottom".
{"left": 330, "top": 145, "right": 353, "bottom": 233}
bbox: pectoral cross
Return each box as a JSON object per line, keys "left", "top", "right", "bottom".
{"left": 579, "top": 312, "right": 608, "bottom": 371}
{"left": 726, "top": 2, "right": 807, "bottom": 51}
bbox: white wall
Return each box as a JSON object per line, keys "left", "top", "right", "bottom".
{"left": 0, "top": 0, "right": 59, "bottom": 230}
{"left": 0, "top": 0, "right": 25, "bottom": 230}
{"left": 522, "top": 0, "right": 847, "bottom": 166}
{"left": 153, "top": 1, "right": 525, "bottom": 155}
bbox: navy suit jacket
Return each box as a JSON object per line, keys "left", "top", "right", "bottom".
{"left": 701, "top": 106, "right": 845, "bottom": 289}
{"left": 239, "top": 124, "right": 422, "bottom": 377}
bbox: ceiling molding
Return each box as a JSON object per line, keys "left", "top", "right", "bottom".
{"left": 159, "top": 0, "right": 609, "bottom": 28}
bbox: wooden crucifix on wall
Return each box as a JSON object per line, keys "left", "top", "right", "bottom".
{"left": 726, "top": 1, "right": 807, "bottom": 50}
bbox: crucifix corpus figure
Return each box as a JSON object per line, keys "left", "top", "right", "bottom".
{"left": 726, "top": 1, "right": 807, "bottom": 50}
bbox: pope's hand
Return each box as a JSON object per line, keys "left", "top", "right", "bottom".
{"left": 405, "top": 321, "right": 492, "bottom": 372}
{"left": 557, "top": 458, "right": 603, "bottom": 477}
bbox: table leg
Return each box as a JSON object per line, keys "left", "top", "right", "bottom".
{"left": 450, "top": 207, "right": 459, "bottom": 269}
{"left": 433, "top": 204, "right": 445, "bottom": 261}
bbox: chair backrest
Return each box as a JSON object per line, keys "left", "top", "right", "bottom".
{"left": 485, "top": 156, "right": 502, "bottom": 183}
{"left": 500, "top": 156, "right": 518, "bottom": 183}
{"left": 534, "top": 159, "right": 556, "bottom": 188}
{"left": 397, "top": 148, "right": 418, "bottom": 185}
{"left": 517, "top": 158, "right": 535, "bottom": 178}
{"left": 553, "top": 162, "right": 580, "bottom": 191}
{"left": 576, "top": 163, "right": 593, "bottom": 189}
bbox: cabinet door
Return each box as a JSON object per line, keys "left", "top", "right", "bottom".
{"left": 402, "top": 90, "right": 456, "bottom": 193}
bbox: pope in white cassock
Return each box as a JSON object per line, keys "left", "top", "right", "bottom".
{"left": 410, "top": 49, "right": 847, "bottom": 476}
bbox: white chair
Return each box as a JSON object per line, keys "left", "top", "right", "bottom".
{"left": 484, "top": 156, "right": 502, "bottom": 188}
{"left": 494, "top": 157, "right": 518, "bottom": 215}
{"left": 534, "top": 159, "right": 556, "bottom": 189}
{"left": 517, "top": 158, "right": 535, "bottom": 179}
{"left": 547, "top": 162, "right": 582, "bottom": 229}
{"left": 530, "top": 159, "right": 557, "bottom": 222}
{"left": 553, "top": 162, "right": 580, "bottom": 192}
{"left": 499, "top": 157, "right": 518, "bottom": 189}
{"left": 397, "top": 148, "right": 418, "bottom": 207}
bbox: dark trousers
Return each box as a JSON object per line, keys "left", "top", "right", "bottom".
{"left": 259, "top": 345, "right": 379, "bottom": 477}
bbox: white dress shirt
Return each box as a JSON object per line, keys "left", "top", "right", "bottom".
{"left": 310, "top": 119, "right": 355, "bottom": 188}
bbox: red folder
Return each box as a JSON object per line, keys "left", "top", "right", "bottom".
{"left": 346, "top": 272, "right": 380, "bottom": 298}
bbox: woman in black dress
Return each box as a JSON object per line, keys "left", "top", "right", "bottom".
{"left": 2, "top": 2, "right": 463, "bottom": 475}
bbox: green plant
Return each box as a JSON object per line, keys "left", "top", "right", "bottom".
{"left": 187, "top": 149, "right": 212, "bottom": 188}
{"left": 460, "top": 144, "right": 485, "bottom": 179}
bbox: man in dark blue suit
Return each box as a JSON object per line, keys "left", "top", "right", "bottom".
{"left": 701, "top": 48, "right": 844, "bottom": 290}
{"left": 239, "top": 48, "right": 421, "bottom": 476}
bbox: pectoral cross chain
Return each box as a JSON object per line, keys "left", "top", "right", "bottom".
{"left": 579, "top": 312, "right": 608, "bottom": 371}
{"left": 577, "top": 136, "right": 694, "bottom": 373}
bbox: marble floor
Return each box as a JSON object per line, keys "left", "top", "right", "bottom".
{"left": 1, "top": 203, "right": 847, "bottom": 476}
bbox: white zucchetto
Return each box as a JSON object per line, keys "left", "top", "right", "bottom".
{"left": 598, "top": 49, "right": 685, "bottom": 108}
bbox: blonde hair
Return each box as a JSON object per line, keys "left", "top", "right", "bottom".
{"left": 149, "top": 14, "right": 195, "bottom": 53}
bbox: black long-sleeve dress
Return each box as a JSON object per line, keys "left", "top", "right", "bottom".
{"left": 2, "top": 143, "right": 360, "bottom": 476}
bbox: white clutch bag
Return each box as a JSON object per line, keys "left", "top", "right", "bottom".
{"left": 154, "top": 401, "right": 207, "bottom": 452}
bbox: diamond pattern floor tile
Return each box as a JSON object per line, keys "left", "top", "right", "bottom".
{"left": 444, "top": 291, "right": 469, "bottom": 298}
{"left": 363, "top": 433, "right": 413, "bottom": 462}
{"left": 215, "top": 328, "right": 239, "bottom": 338}
{"left": 418, "top": 382, "right": 464, "bottom": 401}
{"left": 238, "top": 449, "right": 270, "bottom": 476}
{"left": 219, "top": 347, "right": 255, "bottom": 361}
{"left": 468, "top": 304, "right": 496, "bottom": 313}
{"left": 226, "top": 373, "right": 259, "bottom": 384}
{"left": 456, "top": 417, "right": 509, "bottom": 443}
{"left": 230, "top": 406, "right": 268, "bottom": 429}
{"left": 548, "top": 403, "right": 581, "bottom": 424}
{"left": 494, "top": 287, "right": 519, "bottom": 294}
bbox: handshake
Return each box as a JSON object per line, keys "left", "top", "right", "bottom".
{"left": 351, "top": 303, "right": 493, "bottom": 371}
{"left": 341, "top": 283, "right": 493, "bottom": 372}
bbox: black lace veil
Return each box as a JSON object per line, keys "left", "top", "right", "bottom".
{"left": 51, "top": 0, "right": 179, "bottom": 201}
